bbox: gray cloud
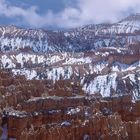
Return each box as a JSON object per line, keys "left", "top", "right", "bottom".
{"left": 1, "top": 0, "right": 140, "bottom": 28}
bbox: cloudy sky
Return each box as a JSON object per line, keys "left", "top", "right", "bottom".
{"left": 0, "top": 0, "right": 140, "bottom": 28}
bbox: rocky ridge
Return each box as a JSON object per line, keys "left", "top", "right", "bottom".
{"left": 0, "top": 14, "right": 139, "bottom": 139}
{"left": 0, "top": 14, "right": 140, "bottom": 99}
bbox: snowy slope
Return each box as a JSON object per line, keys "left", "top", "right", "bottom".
{"left": 0, "top": 14, "right": 140, "bottom": 99}
{"left": 0, "top": 14, "right": 140, "bottom": 53}
{"left": 0, "top": 49, "right": 139, "bottom": 99}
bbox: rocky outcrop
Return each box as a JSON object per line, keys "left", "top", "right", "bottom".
{"left": 2, "top": 93, "right": 140, "bottom": 140}
{"left": 0, "top": 14, "right": 140, "bottom": 140}
{"left": 18, "top": 114, "right": 128, "bottom": 140}
{"left": 0, "top": 70, "right": 139, "bottom": 139}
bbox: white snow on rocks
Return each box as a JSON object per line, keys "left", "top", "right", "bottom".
{"left": 12, "top": 69, "right": 37, "bottom": 80}
{"left": 83, "top": 73, "right": 117, "bottom": 97}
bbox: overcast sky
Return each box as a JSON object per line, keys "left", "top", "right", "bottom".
{"left": 0, "top": 0, "right": 140, "bottom": 29}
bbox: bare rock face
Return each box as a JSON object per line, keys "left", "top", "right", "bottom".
{"left": 0, "top": 70, "right": 139, "bottom": 139}
{"left": 17, "top": 113, "right": 128, "bottom": 140}
{"left": 125, "top": 121, "right": 140, "bottom": 140}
